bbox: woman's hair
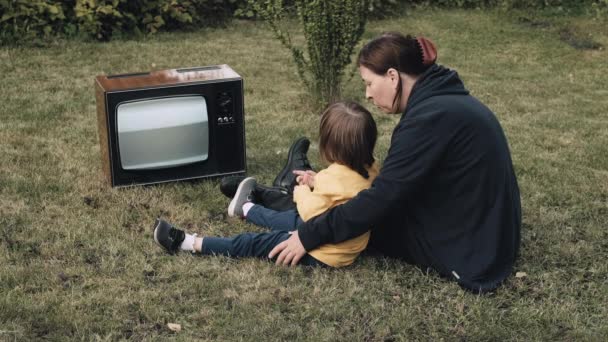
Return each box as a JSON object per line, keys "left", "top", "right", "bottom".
{"left": 319, "top": 101, "right": 377, "bottom": 179}
{"left": 357, "top": 32, "right": 436, "bottom": 112}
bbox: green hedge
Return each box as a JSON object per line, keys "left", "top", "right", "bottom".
{"left": 0, "top": 0, "right": 241, "bottom": 43}
{"left": 0, "top": 0, "right": 70, "bottom": 43}
{"left": 418, "top": 0, "right": 606, "bottom": 11}
{"left": 1, "top": 0, "right": 605, "bottom": 44}
{"left": 235, "top": 0, "right": 401, "bottom": 19}
{"left": 0, "top": 0, "right": 400, "bottom": 44}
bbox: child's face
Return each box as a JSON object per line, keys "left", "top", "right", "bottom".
{"left": 360, "top": 66, "right": 398, "bottom": 114}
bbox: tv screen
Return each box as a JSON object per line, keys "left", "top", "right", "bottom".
{"left": 116, "top": 95, "right": 209, "bottom": 170}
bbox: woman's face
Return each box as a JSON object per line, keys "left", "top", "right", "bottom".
{"left": 360, "top": 65, "right": 399, "bottom": 114}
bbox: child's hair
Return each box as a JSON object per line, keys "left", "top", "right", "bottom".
{"left": 319, "top": 101, "right": 377, "bottom": 179}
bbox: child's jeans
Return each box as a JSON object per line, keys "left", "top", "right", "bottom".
{"left": 201, "top": 205, "right": 324, "bottom": 266}
{"left": 246, "top": 206, "right": 304, "bottom": 231}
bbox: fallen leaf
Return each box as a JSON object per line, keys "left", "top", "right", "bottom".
{"left": 167, "top": 323, "right": 181, "bottom": 332}
{"left": 515, "top": 272, "right": 527, "bottom": 278}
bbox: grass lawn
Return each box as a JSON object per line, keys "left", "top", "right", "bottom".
{"left": 1, "top": 8, "right": 607, "bottom": 341}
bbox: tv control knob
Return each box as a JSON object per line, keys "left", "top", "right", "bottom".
{"left": 218, "top": 117, "right": 224, "bottom": 123}
{"left": 223, "top": 116, "right": 229, "bottom": 122}
{"left": 218, "top": 95, "right": 232, "bottom": 108}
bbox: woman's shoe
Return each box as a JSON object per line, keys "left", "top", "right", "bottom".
{"left": 272, "top": 137, "right": 314, "bottom": 190}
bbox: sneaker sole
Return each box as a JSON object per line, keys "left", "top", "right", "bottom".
{"left": 228, "top": 177, "right": 256, "bottom": 217}
{"left": 153, "top": 219, "right": 162, "bottom": 246}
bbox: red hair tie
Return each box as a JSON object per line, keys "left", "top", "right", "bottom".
{"left": 416, "top": 37, "right": 437, "bottom": 66}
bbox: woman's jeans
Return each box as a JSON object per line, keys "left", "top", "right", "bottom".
{"left": 201, "top": 205, "right": 323, "bottom": 266}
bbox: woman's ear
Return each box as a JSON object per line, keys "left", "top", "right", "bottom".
{"left": 386, "top": 68, "right": 400, "bottom": 86}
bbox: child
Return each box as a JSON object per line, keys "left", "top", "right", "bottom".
{"left": 154, "top": 101, "right": 379, "bottom": 267}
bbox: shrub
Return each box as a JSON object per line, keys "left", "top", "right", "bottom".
{"left": 0, "top": 0, "right": 243, "bottom": 44}
{"left": 236, "top": 0, "right": 400, "bottom": 20}
{"left": 73, "top": 0, "right": 241, "bottom": 41}
{"left": 253, "top": 0, "right": 369, "bottom": 106}
{"left": 591, "top": 0, "right": 608, "bottom": 17}
{"left": 73, "top": 0, "right": 136, "bottom": 41}
{"left": 0, "top": 0, "right": 70, "bottom": 43}
{"left": 1, "top": 0, "right": 604, "bottom": 45}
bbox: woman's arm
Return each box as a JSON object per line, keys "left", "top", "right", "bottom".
{"left": 297, "top": 115, "right": 448, "bottom": 251}
{"left": 269, "top": 108, "right": 452, "bottom": 265}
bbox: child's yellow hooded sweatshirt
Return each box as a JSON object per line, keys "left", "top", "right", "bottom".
{"left": 293, "top": 162, "right": 379, "bottom": 267}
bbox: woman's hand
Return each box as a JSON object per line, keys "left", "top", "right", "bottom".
{"left": 293, "top": 170, "right": 316, "bottom": 188}
{"left": 268, "top": 230, "right": 306, "bottom": 266}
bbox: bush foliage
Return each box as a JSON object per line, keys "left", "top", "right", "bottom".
{"left": 0, "top": 0, "right": 241, "bottom": 43}
{"left": 0, "top": 0, "right": 605, "bottom": 44}
{"left": 235, "top": 0, "right": 401, "bottom": 19}
{"left": 72, "top": 0, "right": 240, "bottom": 41}
{"left": 253, "top": 0, "right": 369, "bottom": 105}
{"left": 0, "top": 0, "right": 69, "bottom": 43}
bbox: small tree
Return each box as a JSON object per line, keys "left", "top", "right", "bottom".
{"left": 253, "top": 0, "right": 369, "bottom": 106}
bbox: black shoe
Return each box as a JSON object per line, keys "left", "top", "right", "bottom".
{"left": 255, "top": 185, "right": 295, "bottom": 211}
{"left": 228, "top": 177, "right": 257, "bottom": 217}
{"left": 273, "top": 137, "right": 313, "bottom": 190}
{"left": 153, "top": 218, "right": 185, "bottom": 254}
{"left": 221, "top": 175, "right": 290, "bottom": 198}
{"left": 220, "top": 175, "right": 246, "bottom": 199}
{"left": 219, "top": 176, "right": 295, "bottom": 211}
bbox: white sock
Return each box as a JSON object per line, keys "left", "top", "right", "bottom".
{"left": 242, "top": 202, "right": 254, "bottom": 217}
{"left": 194, "top": 237, "right": 203, "bottom": 253}
{"left": 180, "top": 233, "right": 197, "bottom": 252}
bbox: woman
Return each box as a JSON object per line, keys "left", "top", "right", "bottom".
{"left": 269, "top": 32, "right": 521, "bottom": 293}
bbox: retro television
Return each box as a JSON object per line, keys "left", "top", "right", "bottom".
{"left": 95, "top": 64, "right": 246, "bottom": 187}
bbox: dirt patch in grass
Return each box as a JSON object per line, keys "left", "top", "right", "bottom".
{"left": 558, "top": 27, "right": 603, "bottom": 50}
{"left": 517, "top": 17, "right": 603, "bottom": 50}
{"left": 517, "top": 17, "right": 553, "bottom": 29}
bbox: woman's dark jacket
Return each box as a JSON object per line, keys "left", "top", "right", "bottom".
{"left": 298, "top": 65, "right": 521, "bottom": 293}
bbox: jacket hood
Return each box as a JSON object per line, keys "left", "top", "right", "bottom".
{"left": 403, "top": 64, "right": 469, "bottom": 116}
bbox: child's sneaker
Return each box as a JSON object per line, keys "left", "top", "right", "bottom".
{"left": 153, "top": 218, "right": 185, "bottom": 254}
{"left": 228, "top": 177, "right": 256, "bottom": 217}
